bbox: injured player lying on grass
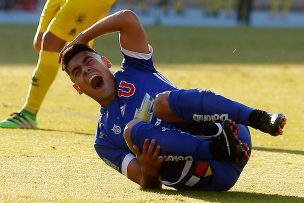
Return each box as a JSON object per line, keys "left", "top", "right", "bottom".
{"left": 59, "top": 9, "right": 287, "bottom": 190}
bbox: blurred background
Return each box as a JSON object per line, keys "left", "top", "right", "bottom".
{"left": 0, "top": 0, "right": 303, "bottom": 65}
{"left": 0, "top": 0, "right": 304, "bottom": 26}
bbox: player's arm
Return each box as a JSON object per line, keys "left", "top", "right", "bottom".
{"left": 124, "top": 120, "right": 166, "bottom": 189}
{"left": 96, "top": 142, "right": 162, "bottom": 189}
{"left": 127, "top": 139, "right": 165, "bottom": 189}
{"left": 59, "top": 9, "right": 149, "bottom": 62}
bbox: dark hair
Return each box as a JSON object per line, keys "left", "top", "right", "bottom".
{"left": 60, "top": 44, "right": 97, "bottom": 74}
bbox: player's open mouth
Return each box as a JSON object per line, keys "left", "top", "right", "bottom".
{"left": 89, "top": 75, "right": 103, "bottom": 89}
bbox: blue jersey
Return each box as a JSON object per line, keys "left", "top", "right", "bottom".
{"left": 94, "top": 45, "right": 177, "bottom": 175}
{"left": 94, "top": 46, "right": 252, "bottom": 190}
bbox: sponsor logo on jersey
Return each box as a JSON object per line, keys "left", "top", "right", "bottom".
{"left": 111, "top": 124, "right": 121, "bottom": 134}
{"left": 75, "top": 13, "right": 86, "bottom": 24}
{"left": 69, "top": 28, "right": 77, "bottom": 36}
{"left": 118, "top": 81, "right": 136, "bottom": 97}
{"left": 193, "top": 114, "right": 228, "bottom": 122}
{"left": 166, "top": 155, "right": 193, "bottom": 162}
{"left": 120, "top": 105, "right": 126, "bottom": 117}
{"left": 98, "top": 131, "right": 105, "bottom": 139}
{"left": 161, "top": 127, "right": 170, "bottom": 131}
{"left": 134, "top": 93, "right": 154, "bottom": 122}
{"left": 155, "top": 118, "right": 162, "bottom": 126}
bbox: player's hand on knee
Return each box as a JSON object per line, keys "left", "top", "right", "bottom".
{"left": 133, "top": 139, "right": 166, "bottom": 177}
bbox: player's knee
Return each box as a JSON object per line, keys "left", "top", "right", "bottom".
{"left": 41, "top": 32, "right": 66, "bottom": 52}
{"left": 33, "top": 40, "right": 41, "bottom": 53}
{"left": 124, "top": 119, "right": 140, "bottom": 150}
{"left": 33, "top": 32, "right": 43, "bottom": 52}
{"left": 153, "top": 91, "right": 170, "bottom": 119}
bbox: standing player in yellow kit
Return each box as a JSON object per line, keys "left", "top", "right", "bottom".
{"left": 0, "top": 0, "right": 115, "bottom": 129}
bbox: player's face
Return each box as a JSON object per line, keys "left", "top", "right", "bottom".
{"left": 66, "top": 51, "right": 116, "bottom": 106}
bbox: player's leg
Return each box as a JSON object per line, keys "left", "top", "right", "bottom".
{"left": 0, "top": 0, "right": 115, "bottom": 129}
{"left": 153, "top": 89, "right": 286, "bottom": 136}
{"left": 33, "top": 32, "right": 43, "bottom": 52}
{"left": 182, "top": 124, "right": 251, "bottom": 190}
{"left": 33, "top": 0, "right": 61, "bottom": 53}
{"left": 210, "top": 125, "right": 251, "bottom": 191}
{"left": 193, "top": 160, "right": 245, "bottom": 191}
{"left": 25, "top": 0, "right": 115, "bottom": 116}
{"left": 124, "top": 119, "right": 249, "bottom": 163}
{"left": 0, "top": 0, "right": 61, "bottom": 129}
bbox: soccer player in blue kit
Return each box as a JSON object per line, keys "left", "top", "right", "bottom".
{"left": 59, "top": 10, "right": 286, "bottom": 190}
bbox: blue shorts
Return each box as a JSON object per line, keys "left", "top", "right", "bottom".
{"left": 131, "top": 121, "right": 252, "bottom": 190}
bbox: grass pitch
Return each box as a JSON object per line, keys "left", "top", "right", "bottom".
{"left": 1, "top": 25, "right": 304, "bottom": 65}
{"left": 0, "top": 64, "right": 303, "bottom": 202}
{"left": 0, "top": 25, "right": 303, "bottom": 202}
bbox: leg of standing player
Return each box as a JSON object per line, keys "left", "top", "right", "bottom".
{"left": 0, "top": 0, "right": 115, "bottom": 129}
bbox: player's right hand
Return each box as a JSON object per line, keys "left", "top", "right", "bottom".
{"left": 133, "top": 139, "right": 166, "bottom": 177}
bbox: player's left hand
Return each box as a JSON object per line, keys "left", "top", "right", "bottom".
{"left": 133, "top": 139, "right": 166, "bottom": 177}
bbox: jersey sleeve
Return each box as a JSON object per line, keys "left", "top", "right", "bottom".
{"left": 121, "top": 44, "right": 156, "bottom": 72}
{"left": 94, "top": 143, "right": 135, "bottom": 177}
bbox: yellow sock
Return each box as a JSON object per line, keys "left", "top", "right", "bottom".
{"left": 23, "top": 51, "right": 59, "bottom": 114}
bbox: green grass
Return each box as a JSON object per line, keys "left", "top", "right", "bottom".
{"left": 0, "top": 64, "right": 303, "bottom": 202}
{"left": 0, "top": 25, "right": 303, "bottom": 202}
{"left": 0, "top": 25, "right": 304, "bottom": 64}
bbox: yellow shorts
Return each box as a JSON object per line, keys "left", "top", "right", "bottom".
{"left": 37, "top": 0, "right": 115, "bottom": 42}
